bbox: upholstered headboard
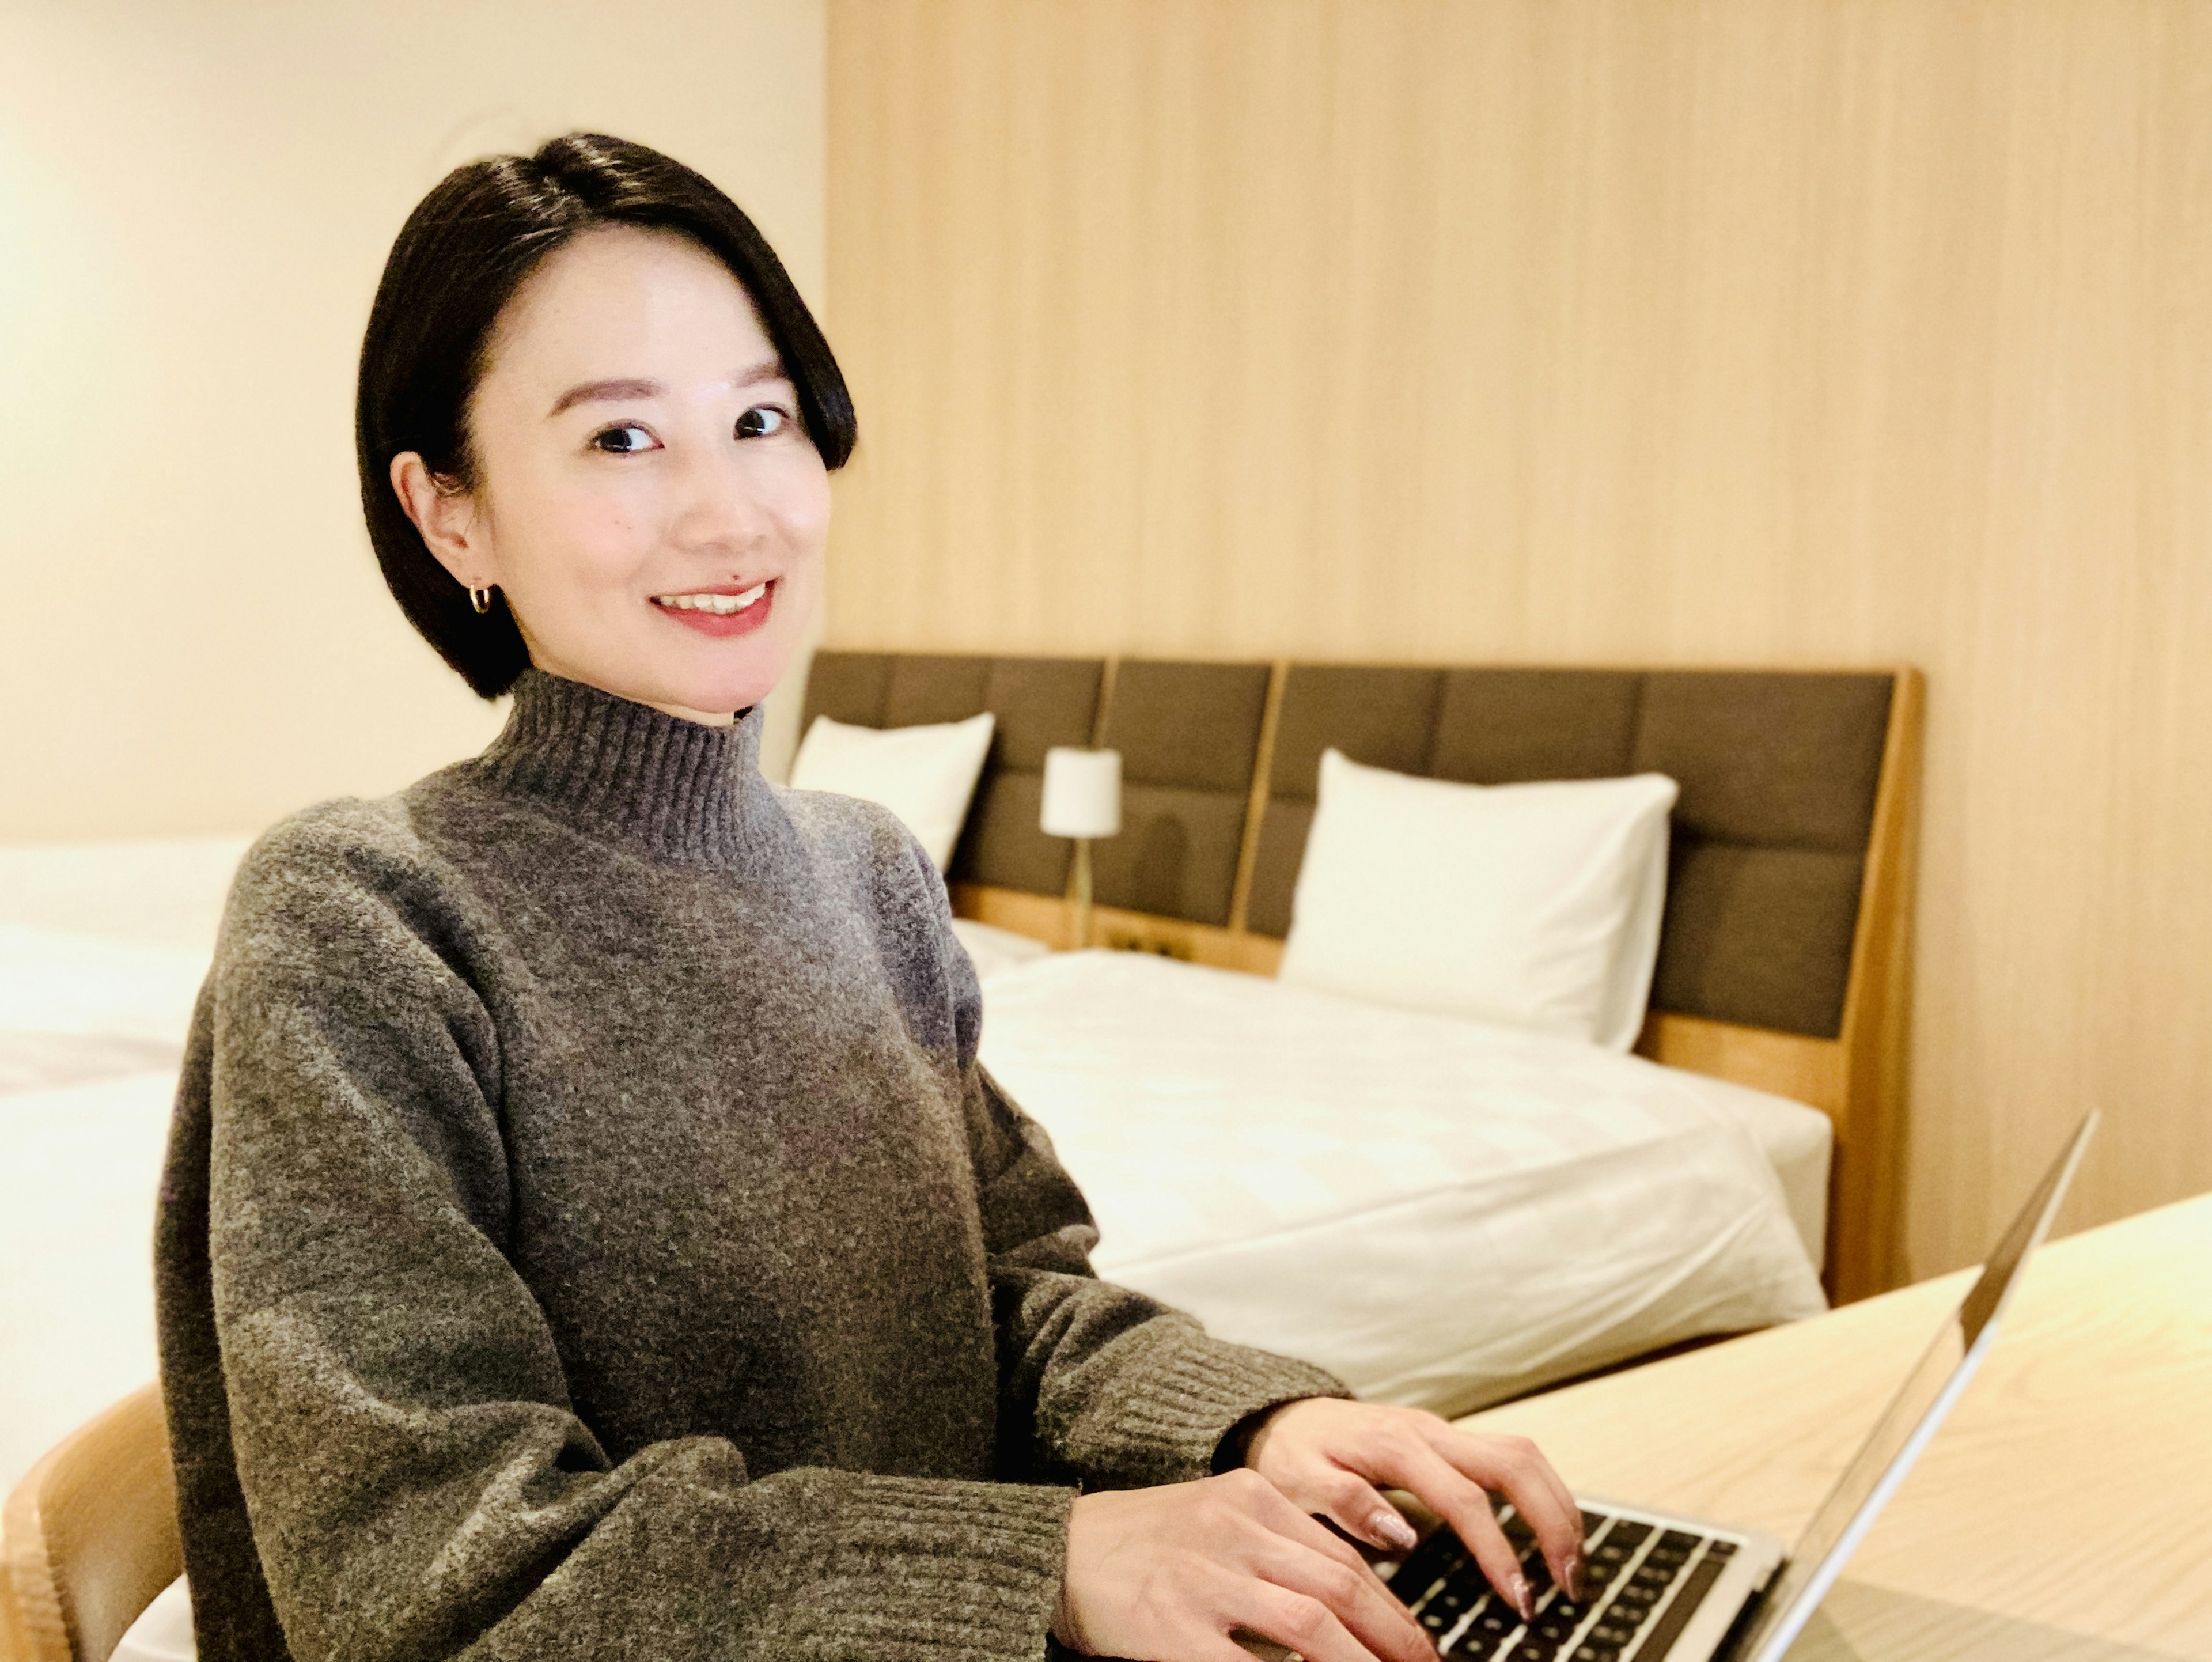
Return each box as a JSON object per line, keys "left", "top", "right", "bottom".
{"left": 1089, "top": 660, "right": 1272, "bottom": 926}
{"left": 1249, "top": 667, "right": 1893, "bottom": 1041}
{"left": 795, "top": 649, "right": 1921, "bottom": 1301}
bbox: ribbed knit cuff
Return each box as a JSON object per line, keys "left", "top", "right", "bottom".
{"left": 775, "top": 1474, "right": 1074, "bottom": 1661}
{"left": 1073, "top": 1323, "right": 1351, "bottom": 1490}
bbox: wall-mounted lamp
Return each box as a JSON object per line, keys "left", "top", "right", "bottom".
{"left": 1041, "top": 747, "right": 1122, "bottom": 948}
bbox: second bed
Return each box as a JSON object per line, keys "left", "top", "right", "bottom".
{"left": 965, "top": 940, "right": 1828, "bottom": 1418}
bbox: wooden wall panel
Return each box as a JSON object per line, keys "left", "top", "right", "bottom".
{"left": 825, "top": 0, "right": 2212, "bottom": 1281}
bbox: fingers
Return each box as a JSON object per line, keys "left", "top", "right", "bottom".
{"left": 1420, "top": 1426, "right": 1585, "bottom": 1600}
{"left": 1247, "top": 1532, "right": 1434, "bottom": 1662}
{"left": 1229, "top": 1471, "right": 1395, "bottom": 1584}
{"left": 1234, "top": 1574, "right": 1407, "bottom": 1662}
{"left": 1060, "top": 1474, "right": 1431, "bottom": 1662}
{"left": 1181, "top": 1632, "right": 1295, "bottom": 1662}
{"left": 1227, "top": 1474, "right": 1434, "bottom": 1662}
{"left": 1239, "top": 1399, "right": 1588, "bottom": 1613}
{"left": 1349, "top": 1432, "right": 1537, "bottom": 1619}
{"left": 1305, "top": 1465, "right": 1423, "bottom": 1555}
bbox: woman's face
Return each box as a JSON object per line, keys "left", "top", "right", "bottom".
{"left": 395, "top": 225, "right": 830, "bottom": 725}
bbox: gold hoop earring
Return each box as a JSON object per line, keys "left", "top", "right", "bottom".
{"left": 469, "top": 586, "right": 493, "bottom": 615}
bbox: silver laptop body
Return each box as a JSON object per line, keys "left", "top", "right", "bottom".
{"left": 1380, "top": 1113, "right": 2097, "bottom": 1662}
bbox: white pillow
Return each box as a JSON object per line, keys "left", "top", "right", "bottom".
{"left": 788, "top": 711, "right": 996, "bottom": 870}
{"left": 1279, "top": 751, "right": 1677, "bottom": 1050}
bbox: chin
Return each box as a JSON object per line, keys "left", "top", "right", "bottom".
{"left": 669, "top": 648, "right": 795, "bottom": 717}
{"left": 546, "top": 604, "right": 809, "bottom": 719}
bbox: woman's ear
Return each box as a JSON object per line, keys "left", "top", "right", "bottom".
{"left": 390, "top": 452, "right": 490, "bottom": 590}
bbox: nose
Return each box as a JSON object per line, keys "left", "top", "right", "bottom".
{"left": 665, "top": 432, "right": 772, "bottom": 565}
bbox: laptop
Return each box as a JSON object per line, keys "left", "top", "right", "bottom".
{"left": 1378, "top": 1112, "right": 2098, "bottom": 1662}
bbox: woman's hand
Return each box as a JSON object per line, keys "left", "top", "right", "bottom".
{"left": 1240, "top": 1399, "right": 1585, "bottom": 1621}
{"left": 1054, "top": 1468, "right": 1438, "bottom": 1662}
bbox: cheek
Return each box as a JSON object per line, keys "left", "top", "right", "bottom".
{"left": 570, "top": 495, "right": 656, "bottom": 574}
{"left": 503, "top": 471, "right": 657, "bottom": 590}
{"left": 770, "top": 461, "right": 834, "bottom": 556}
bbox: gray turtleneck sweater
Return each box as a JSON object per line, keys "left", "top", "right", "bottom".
{"left": 155, "top": 668, "right": 1342, "bottom": 1662}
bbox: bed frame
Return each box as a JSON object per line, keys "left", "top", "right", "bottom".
{"left": 801, "top": 653, "right": 1923, "bottom": 1304}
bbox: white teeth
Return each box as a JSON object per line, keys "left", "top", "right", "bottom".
{"left": 655, "top": 583, "right": 768, "bottom": 614}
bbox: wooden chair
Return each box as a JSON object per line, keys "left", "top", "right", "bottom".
{"left": 1, "top": 1385, "right": 182, "bottom": 1662}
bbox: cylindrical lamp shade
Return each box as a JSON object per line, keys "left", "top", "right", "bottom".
{"left": 1040, "top": 747, "right": 1122, "bottom": 838}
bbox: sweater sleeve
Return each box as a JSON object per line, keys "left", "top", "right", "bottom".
{"left": 919, "top": 879, "right": 1350, "bottom": 1492}
{"left": 161, "top": 813, "right": 1072, "bottom": 1662}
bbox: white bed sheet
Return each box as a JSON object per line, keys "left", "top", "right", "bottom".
{"left": 977, "top": 951, "right": 1828, "bottom": 1417}
{"left": 947, "top": 921, "right": 1830, "bottom": 1269}
{"left": 1671, "top": 1067, "right": 1830, "bottom": 1271}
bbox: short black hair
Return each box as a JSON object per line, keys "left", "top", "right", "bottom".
{"left": 356, "top": 132, "right": 856, "bottom": 698}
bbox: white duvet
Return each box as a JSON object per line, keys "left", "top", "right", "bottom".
{"left": 977, "top": 951, "right": 1828, "bottom": 1417}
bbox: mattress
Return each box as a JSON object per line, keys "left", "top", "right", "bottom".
{"left": 952, "top": 927, "right": 1831, "bottom": 1269}
{"left": 976, "top": 951, "right": 1829, "bottom": 1417}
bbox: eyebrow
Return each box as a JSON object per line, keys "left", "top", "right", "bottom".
{"left": 547, "top": 360, "right": 789, "bottom": 418}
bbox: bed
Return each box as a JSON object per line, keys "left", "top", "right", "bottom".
{"left": 804, "top": 652, "right": 1923, "bottom": 1414}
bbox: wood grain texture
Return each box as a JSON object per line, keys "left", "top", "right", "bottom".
{"left": 1828, "top": 665, "right": 1923, "bottom": 1298}
{"left": 827, "top": 0, "right": 2212, "bottom": 1279}
{"left": 1459, "top": 1191, "right": 2212, "bottom": 1658}
{"left": 1635, "top": 1013, "right": 1847, "bottom": 1125}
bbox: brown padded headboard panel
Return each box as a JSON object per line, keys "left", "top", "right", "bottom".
{"left": 798, "top": 650, "right": 1104, "bottom": 895}
{"left": 1248, "top": 666, "right": 1894, "bottom": 1039}
{"left": 1091, "top": 660, "right": 1272, "bottom": 926}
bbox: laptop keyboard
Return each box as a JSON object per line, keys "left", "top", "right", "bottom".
{"left": 1387, "top": 1504, "right": 1741, "bottom": 1662}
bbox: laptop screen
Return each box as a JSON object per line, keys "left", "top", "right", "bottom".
{"left": 1732, "top": 1112, "right": 2097, "bottom": 1662}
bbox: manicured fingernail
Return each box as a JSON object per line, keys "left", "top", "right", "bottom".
{"left": 1373, "top": 1509, "right": 1419, "bottom": 1551}
{"left": 1566, "top": 1554, "right": 1587, "bottom": 1603}
{"left": 1511, "top": 1574, "right": 1533, "bottom": 1622}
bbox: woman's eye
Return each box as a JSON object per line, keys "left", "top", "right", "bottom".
{"left": 591, "top": 423, "right": 658, "bottom": 455}
{"left": 735, "top": 405, "right": 789, "bottom": 440}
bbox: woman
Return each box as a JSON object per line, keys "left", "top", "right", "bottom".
{"left": 156, "top": 134, "right": 1583, "bottom": 1662}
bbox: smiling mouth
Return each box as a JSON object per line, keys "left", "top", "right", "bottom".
{"left": 651, "top": 582, "right": 770, "bottom": 615}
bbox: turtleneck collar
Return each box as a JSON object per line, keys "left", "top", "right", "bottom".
{"left": 469, "top": 668, "right": 771, "bottom": 867}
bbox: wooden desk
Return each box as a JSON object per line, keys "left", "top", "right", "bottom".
{"left": 1457, "top": 1193, "right": 2212, "bottom": 1660}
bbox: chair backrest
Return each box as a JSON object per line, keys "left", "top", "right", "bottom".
{"left": 1, "top": 1384, "right": 182, "bottom": 1662}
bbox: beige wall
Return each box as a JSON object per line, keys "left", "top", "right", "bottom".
{"left": 825, "top": 0, "right": 2212, "bottom": 1278}
{"left": 0, "top": 0, "right": 825, "bottom": 841}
